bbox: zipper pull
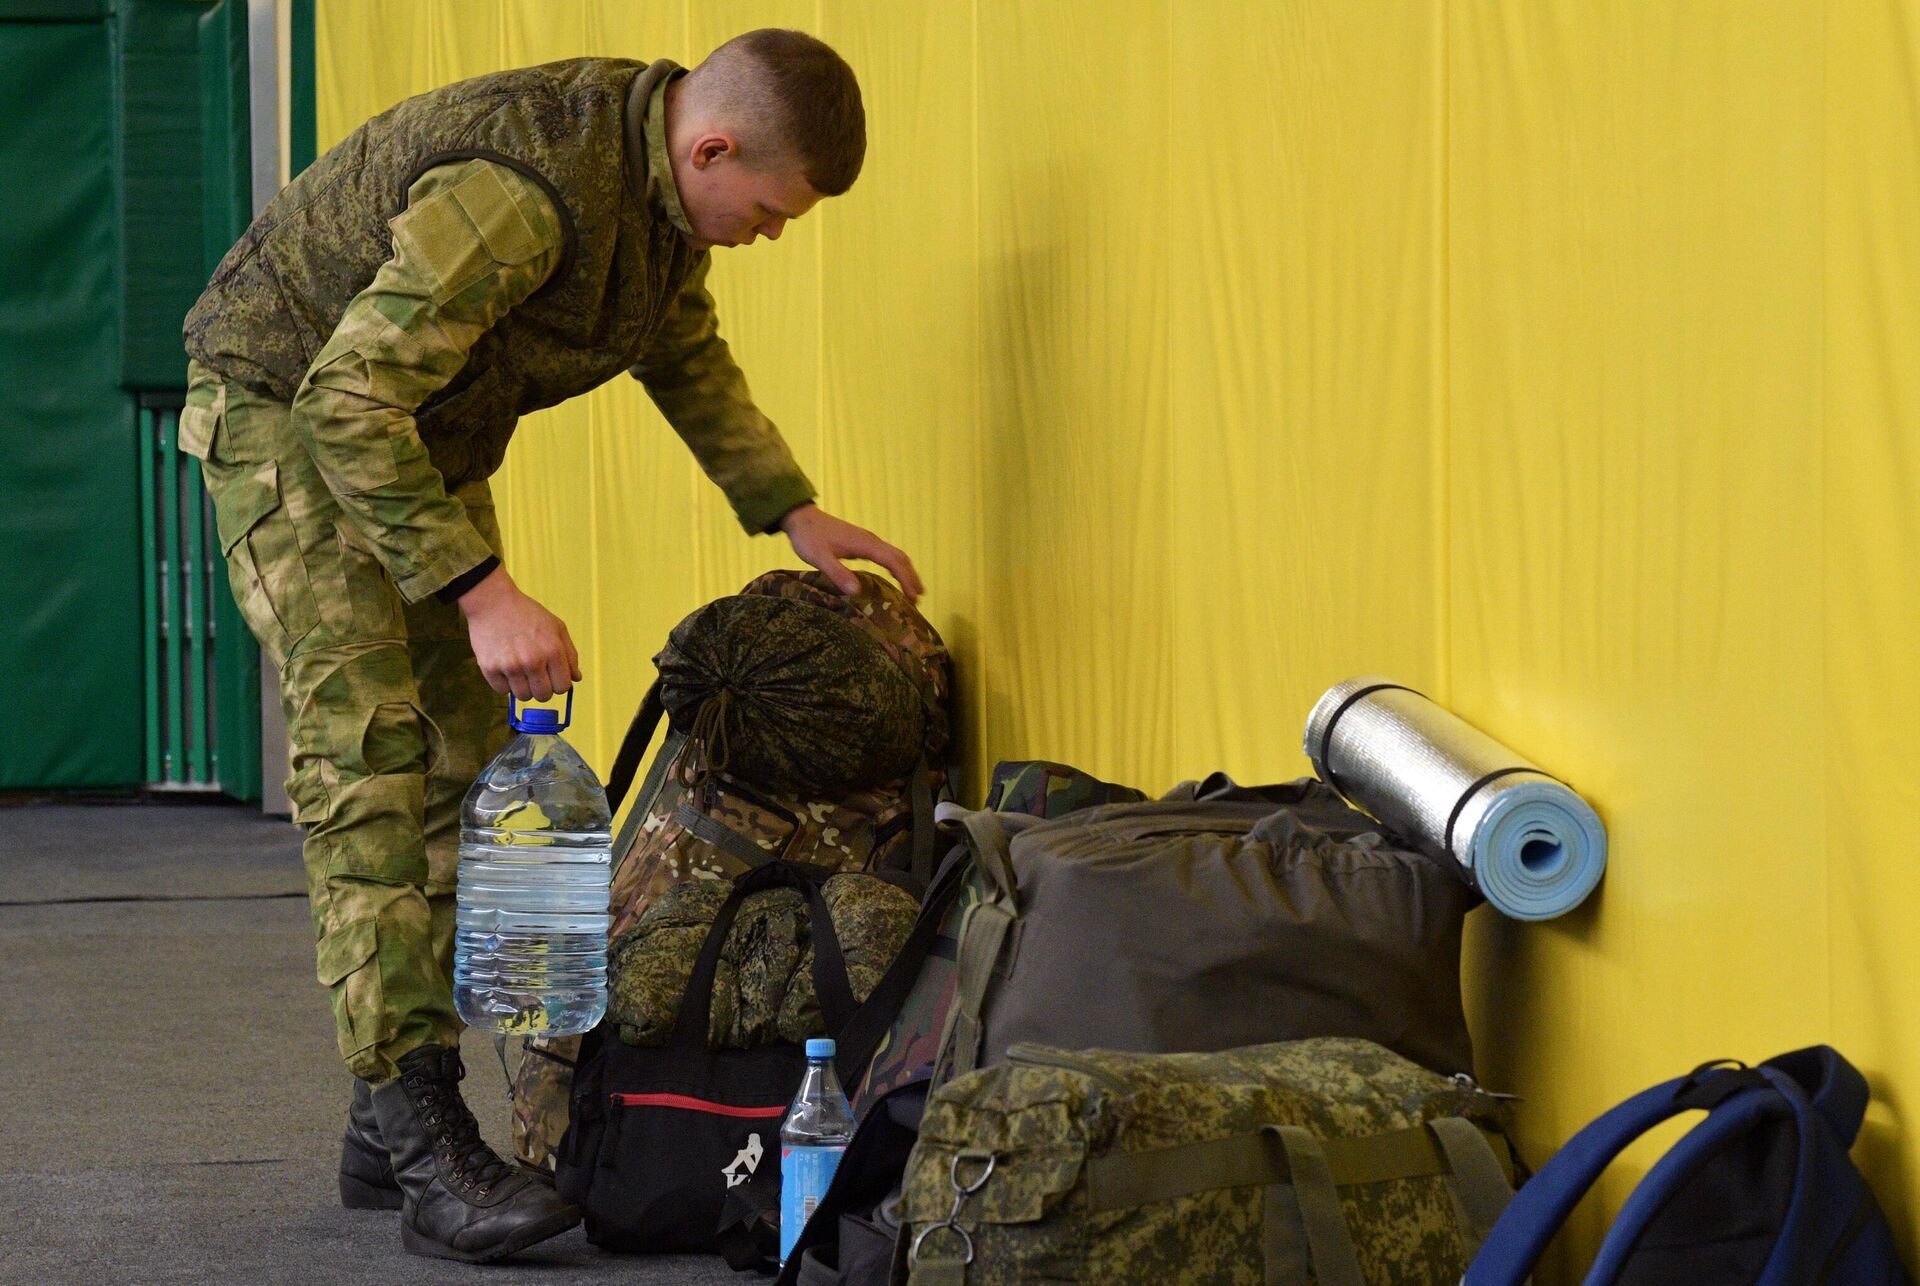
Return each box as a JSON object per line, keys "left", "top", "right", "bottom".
{"left": 1450, "top": 1072, "right": 1522, "bottom": 1102}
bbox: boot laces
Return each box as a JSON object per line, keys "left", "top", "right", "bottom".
{"left": 404, "top": 1055, "right": 515, "bottom": 1194}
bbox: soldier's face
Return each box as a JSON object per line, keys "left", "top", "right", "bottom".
{"left": 680, "top": 135, "right": 823, "bottom": 250}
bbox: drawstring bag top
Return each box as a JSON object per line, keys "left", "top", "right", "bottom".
{"left": 655, "top": 593, "right": 925, "bottom": 795}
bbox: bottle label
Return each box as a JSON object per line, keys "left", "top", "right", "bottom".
{"left": 779, "top": 1143, "right": 847, "bottom": 1265}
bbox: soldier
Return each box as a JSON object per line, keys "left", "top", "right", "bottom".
{"left": 180, "top": 29, "right": 920, "bottom": 1263}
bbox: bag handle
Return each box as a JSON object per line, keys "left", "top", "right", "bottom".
{"left": 1464, "top": 1065, "right": 1785, "bottom": 1284}
{"left": 1763, "top": 1044, "right": 1870, "bottom": 1146}
{"left": 669, "top": 861, "right": 859, "bottom": 1051}
{"left": 605, "top": 679, "right": 665, "bottom": 814}
{"left": 1584, "top": 1056, "right": 1858, "bottom": 1286}
{"left": 929, "top": 811, "right": 1018, "bottom": 1087}
{"left": 1261, "top": 1126, "right": 1367, "bottom": 1286}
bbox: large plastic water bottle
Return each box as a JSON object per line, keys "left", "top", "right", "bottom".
{"left": 454, "top": 692, "right": 611, "bottom": 1037}
{"left": 780, "top": 1038, "right": 855, "bottom": 1265}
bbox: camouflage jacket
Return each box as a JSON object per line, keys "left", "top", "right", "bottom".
{"left": 184, "top": 58, "right": 814, "bottom": 601}
{"left": 902, "top": 1038, "right": 1517, "bottom": 1285}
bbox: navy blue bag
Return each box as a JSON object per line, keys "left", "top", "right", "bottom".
{"left": 1467, "top": 1046, "right": 1910, "bottom": 1284}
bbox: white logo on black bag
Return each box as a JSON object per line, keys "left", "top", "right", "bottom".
{"left": 722, "top": 1132, "right": 764, "bottom": 1188}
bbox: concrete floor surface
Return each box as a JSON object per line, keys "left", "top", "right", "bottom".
{"left": 1, "top": 799, "right": 745, "bottom": 1284}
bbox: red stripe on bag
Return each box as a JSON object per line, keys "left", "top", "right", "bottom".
{"left": 609, "top": 1092, "right": 787, "bottom": 1118}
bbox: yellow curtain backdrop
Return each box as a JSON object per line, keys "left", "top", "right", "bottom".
{"left": 317, "top": 1, "right": 1920, "bottom": 1275}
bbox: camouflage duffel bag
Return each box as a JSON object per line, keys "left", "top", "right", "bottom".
{"left": 901, "top": 1037, "right": 1517, "bottom": 1285}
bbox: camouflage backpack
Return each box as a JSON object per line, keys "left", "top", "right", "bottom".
{"left": 511, "top": 569, "right": 953, "bottom": 1168}
{"left": 901, "top": 1038, "right": 1517, "bottom": 1285}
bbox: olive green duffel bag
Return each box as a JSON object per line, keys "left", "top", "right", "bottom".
{"left": 901, "top": 1037, "right": 1517, "bottom": 1285}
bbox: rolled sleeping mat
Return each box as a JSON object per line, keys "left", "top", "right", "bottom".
{"left": 1304, "top": 677, "right": 1606, "bottom": 921}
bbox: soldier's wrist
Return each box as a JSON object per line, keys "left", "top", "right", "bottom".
{"left": 437, "top": 555, "right": 502, "bottom": 605}
{"left": 454, "top": 562, "right": 513, "bottom": 615}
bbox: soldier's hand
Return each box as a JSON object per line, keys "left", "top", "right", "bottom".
{"left": 779, "top": 503, "right": 924, "bottom": 605}
{"left": 456, "top": 567, "right": 582, "bottom": 701}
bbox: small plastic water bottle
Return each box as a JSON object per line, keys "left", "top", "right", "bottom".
{"left": 780, "top": 1038, "right": 855, "bottom": 1265}
{"left": 453, "top": 692, "right": 611, "bottom": 1037}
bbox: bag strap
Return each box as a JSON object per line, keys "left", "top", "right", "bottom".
{"left": 606, "top": 679, "right": 666, "bottom": 814}
{"left": 670, "top": 861, "right": 858, "bottom": 1050}
{"left": 1084, "top": 1118, "right": 1510, "bottom": 1286}
{"left": 1762, "top": 1044, "right": 1870, "bottom": 1146}
{"left": 670, "top": 800, "right": 779, "bottom": 869}
{"left": 929, "top": 811, "right": 1017, "bottom": 1087}
{"left": 1464, "top": 1065, "right": 1785, "bottom": 1285}
{"left": 1427, "top": 1116, "right": 1514, "bottom": 1255}
{"left": 1263, "top": 1125, "right": 1367, "bottom": 1286}
{"left": 908, "top": 757, "right": 937, "bottom": 888}
{"left": 832, "top": 846, "right": 975, "bottom": 1090}
{"left": 1083, "top": 1117, "right": 1514, "bottom": 1211}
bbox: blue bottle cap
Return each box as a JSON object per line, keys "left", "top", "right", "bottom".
{"left": 805, "top": 1038, "right": 836, "bottom": 1059}
{"left": 508, "top": 691, "right": 573, "bottom": 734}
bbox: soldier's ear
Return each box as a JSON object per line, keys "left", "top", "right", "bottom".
{"left": 690, "top": 133, "right": 738, "bottom": 170}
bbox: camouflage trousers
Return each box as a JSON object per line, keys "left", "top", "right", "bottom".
{"left": 184, "top": 360, "right": 508, "bottom": 1083}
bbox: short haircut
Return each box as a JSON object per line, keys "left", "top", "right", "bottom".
{"left": 698, "top": 29, "right": 866, "bottom": 196}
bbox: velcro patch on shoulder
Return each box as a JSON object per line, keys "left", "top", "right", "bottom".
{"left": 450, "top": 163, "right": 548, "bottom": 267}
{"left": 390, "top": 187, "right": 493, "bottom": 305}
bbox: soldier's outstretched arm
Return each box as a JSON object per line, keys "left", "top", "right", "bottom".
{"left": 631, "top": 260, "right": 922, "bottom": 601}
{"left": 629, "top": 256, "right": 816, "bottom": 534}
{"left": 289, "top": 158, "right": 581, "bottom": 699}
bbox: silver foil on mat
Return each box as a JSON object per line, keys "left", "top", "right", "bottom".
{"left": 1303, "top": 676, "right": 1607, "bottom": 920}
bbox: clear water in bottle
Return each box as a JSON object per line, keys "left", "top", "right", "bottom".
{"left": 780, "top": 1037, "right": 855, "bottom": 1265}
{"left": 453, "top": 694, "right": 611, "bottom": 1037}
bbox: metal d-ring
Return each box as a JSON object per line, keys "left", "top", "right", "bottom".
{"left": 910, "top": 1150, "right": 997, "bottom": 1266}
{"left": 951, "top": 1150, "right": 996, "bottom": 1195}
{"left": 911, "top": 1219, "right": 976, "bottom": 1265}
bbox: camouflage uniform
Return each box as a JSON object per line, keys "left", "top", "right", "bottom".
{"left": 182, "top": 60, "right": 815, "bottom": 1083}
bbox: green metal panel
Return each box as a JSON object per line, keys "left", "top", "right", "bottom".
{"left": 0, "top": 19, "right": 143, "bottom": 790}
{"left": 0, "top": 2, "right": 260, "bottom": 795}
{"left": 0, "top": 1, "right": 108, "bottom": 18}
{"left": 139, "top": 397, "right": 227, "bottom": 789}
{"left": 192, "top": 0, "right": 261, "bottom": 800}
{"left": 140, "top": 407, "right": 162, "bottom": 780}
{"left": 290, "top": 0, "right": 314, "bottom": 175}
{"left": 118, "top": 0, "right": 218, "bottom": 387}
{"left": 119, "top": 0, "right": 261, "bottom": 797}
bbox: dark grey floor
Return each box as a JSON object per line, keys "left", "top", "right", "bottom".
{"left": 0, "top": 799, "right": 744, "bottom": 1284}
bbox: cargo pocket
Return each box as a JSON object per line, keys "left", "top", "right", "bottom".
{"left": 210, "top": 459, "right": 318, "bottom": 665}
{"left": 300, "top": 351, "right": 404, "bottom": 493}
{"left": 286, "top": 759, "right": 337, "bottom": 826}
{"left": 317, "top": 918, "right": 391, "bottom": 1063}
{"left": 176, "top": 385, "right": 224, "bottom": 461}
{"left": 329, "top": 517, "right": 402, "bottom": 639}
{"left": 901, "top": 1094, "right": 1088, "bottom": 1281}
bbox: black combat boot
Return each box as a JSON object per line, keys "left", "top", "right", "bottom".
{"left": 371, "top": 1044, "right": 580, "bottom": 1262}
{"left": 339, "top": 1078, "right": 402, "bottom": 1209}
